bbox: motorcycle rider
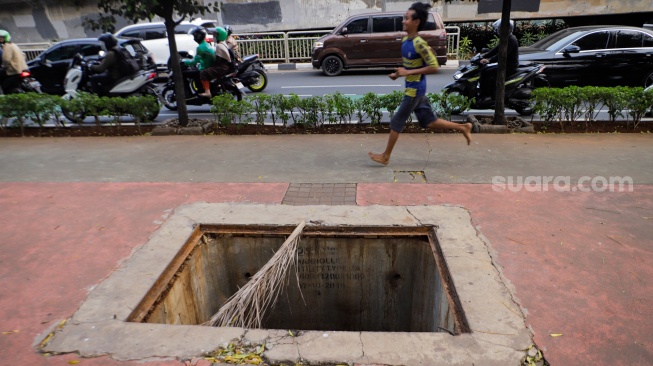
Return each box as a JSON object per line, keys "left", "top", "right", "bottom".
{"left": 190, "top": 26, "right": 235, "bottom": 99}
{"left": 224, "top": 25, "right": 242, "bottom": 63}
{"left": 184, "top": 26, "right": 216, "bottom": 98}
{"left": 478, "top": 19, "right": 519, "bottom": 102}
{"left": 89, "top": 33, "right": 122, "bottom": 94}
{"left": 0, "top": 29, "right": 29, "bottom": 93}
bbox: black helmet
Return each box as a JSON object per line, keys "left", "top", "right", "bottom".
{"left": 224, "top": 25, "right": 233, "bottom": 36}
{"left": 492, "top": 19, "right": 514, "bottom": 36}
{"left": 98, "top": 33, "right": 118, "bottom": 49}
{"left": 190, "top": 26, "right": 207, "bottom": 44}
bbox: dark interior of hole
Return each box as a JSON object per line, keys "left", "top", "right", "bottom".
{"left": 141, "top": 233, "right": 458, "bottom": 334}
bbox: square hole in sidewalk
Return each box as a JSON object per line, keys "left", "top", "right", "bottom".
{"left": 128, "top": 225, "right": 469, "bottom": 334}
{"left": 283, "top": 183, "right": 357, "bottom": 205}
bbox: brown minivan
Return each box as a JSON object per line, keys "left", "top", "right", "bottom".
{"left": 312, "top": 11, "right": 447, "bottom": 76}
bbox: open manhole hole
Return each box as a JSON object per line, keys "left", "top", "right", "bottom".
{"left": 128, "top": 225, "right": 469, "bottom": 334}
{"left": 41, "top": 203, "right": 531, "bottom": 365}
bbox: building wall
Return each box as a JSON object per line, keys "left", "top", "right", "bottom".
{"left": 1, "top": 0, "right": 652, "bottom": 44}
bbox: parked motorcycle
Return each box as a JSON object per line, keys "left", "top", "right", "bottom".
{"left": 0, "top": 69, "right": 42, "bottom": 95}
{"left": 238, "top": 54, "right": 268, "bottom": 92}
{"left": 443, "top": 53, "right": 548, "bottom": 116}
{"left": 61, "top": 53, "right": 161, "bottom": 123}
{"left": 161, "top": 53, "right": 245, "bottom": 111}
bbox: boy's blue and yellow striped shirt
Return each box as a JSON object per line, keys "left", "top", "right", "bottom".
{"left": 401, "top": 35, "right": 439, "bottom": 97}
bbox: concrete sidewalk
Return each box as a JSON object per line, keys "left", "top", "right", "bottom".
{"left": 0, "top": 133, "right": 652, "bottom": 365}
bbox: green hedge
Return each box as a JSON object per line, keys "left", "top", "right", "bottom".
{"left": 209, "top": 91, "right": 472, "bottom": 128}
{"left": 0, "top": 92, "right": 159, "bottom": 135}
{"left": 532, "top": 86, "right": 653, "bottom": 131}
{"left": 2, "top": 87, "right": 651, "bottom": 135}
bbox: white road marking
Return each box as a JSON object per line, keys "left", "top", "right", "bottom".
{"left": 281, "top": 84, "right": 400, "bottom": 88}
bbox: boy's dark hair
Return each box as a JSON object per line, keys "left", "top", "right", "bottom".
{"left": 409, "top": 2, "right": 432, "bottom": 31}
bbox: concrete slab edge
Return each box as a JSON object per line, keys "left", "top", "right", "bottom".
{"left": 41, "top": 202, "right": 532, "bottom": 365}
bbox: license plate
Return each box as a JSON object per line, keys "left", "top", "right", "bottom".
{"left": 236, "top": 82, "right": 245, "bottom": 89}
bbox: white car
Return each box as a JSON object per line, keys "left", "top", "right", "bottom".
{"left": 114, "top": 18, "right": 219, "bottom": 70}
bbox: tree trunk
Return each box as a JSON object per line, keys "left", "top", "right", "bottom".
{"left": 164, "top": 16, "right": 190, "bottom": 127}
{"left": 493, "top": 0, "right": 512, "bottom": 125}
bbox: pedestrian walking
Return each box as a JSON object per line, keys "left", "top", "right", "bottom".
{"left": 368, "top": 2, "right": 472, "bottom": 166}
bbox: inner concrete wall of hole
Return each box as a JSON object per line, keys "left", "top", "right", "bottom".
{"left": 142, "top": 233, "right": 456, "bottom": 333}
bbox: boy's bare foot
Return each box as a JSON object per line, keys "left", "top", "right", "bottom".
{"left": 368, "top": 152, "right": 389, "bottom": 165}
{"left": 462, "top": 122, "right": 472, "bottom": 145}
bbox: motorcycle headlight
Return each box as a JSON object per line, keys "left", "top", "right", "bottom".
{"left": 453, "top": 72, "right": 463, "bottom": 80}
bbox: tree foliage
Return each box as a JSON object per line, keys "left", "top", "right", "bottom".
{"left": 82, "top": 0, "right": 220, "bottom": 127}
{"left": 82, "top": 0, "right": 218, "bottom": 33}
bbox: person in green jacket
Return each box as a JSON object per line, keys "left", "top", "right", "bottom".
{"left": 184, "top": 27, "right": 216, "bottom": 98}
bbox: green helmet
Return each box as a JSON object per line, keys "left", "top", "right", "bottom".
{"left": 214, "top": 26, "right": 228, "bottom": 42}
{"left": 0, "top": 29, "right": 10, "bottom": 42}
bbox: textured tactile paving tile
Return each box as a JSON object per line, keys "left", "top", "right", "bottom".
{"left": 282, "top": 183, "right": 357, "bottom": 205}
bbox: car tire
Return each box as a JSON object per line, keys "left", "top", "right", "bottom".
{"left": 246, "top": 70, "right": 268, "bottom": 92}
{"left": 643, "top": 70, "right": 653, "bottom": 88}
{"left": 322, "top": 55, "right": 343, "bottom": 76}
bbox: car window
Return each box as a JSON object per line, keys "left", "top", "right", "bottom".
{"left": 144, "top": 29, "right": 166, "bottom": 40}
{"left": 80, "top": 43, "right": 103, "bottom": 57}
{"left": 372, "top": 16, "right": 400, "bottom": 33}
{"left": 423, "top": 14, "right": 437, "bottom": 31}
{"left": 175, "top": 24, "right": 195, "bottom": 34}
{"left": 614, "top": 30, "right": 645, "bottom": 48}
{"left": 44, "top": 44, "right": 78, "bottom": 62}
{"left": 644, "top": 33, "right": 653, "bottom": 47}
{"left": 345, "top": 18, "right": 368, "bottom": 34}
{"left": 570, "top": 31, "right": 610, "bottom": 51}
{"left": 200, "top": 21, "right": 217, "bottom": 29}
{"left": 120, "top": 43, "right": 138, "bottom": 57}
{"left": 120, "top": 30, "right": 141, "bottom": 38}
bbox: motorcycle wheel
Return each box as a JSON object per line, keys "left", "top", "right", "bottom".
{"left": 162, "top": 85, "right": 178, "bottom": 111}
{"left": 443, "top": 88, "right": 464, "bottom": 115}
{"left": 143, "top": 86, "right": 161, "bottom": 120}
{"left": 514, "top": 88, "right": 535, "bottom": 116}
{"left": 228, "top": 86, "right": 243, "bottom": 102}
{"left": 246, "top": 70, "right": 268, "bottom": 92}
{"left": 61, "top": 95, "right": 87, "bottom": 124}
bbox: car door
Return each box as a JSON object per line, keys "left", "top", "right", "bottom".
{"left": 367, "top": 15, "right": 403, "bottom": 66}
{"left": 566, "top": 30, "right": 612, "bottom": 86}
{"left": 29, "top": 43, "right": 79, "bottom": 94}
{"left": 333, "top": 16, "right": 370, "bottom": 66}
{"left": 606, "top": 30, "right": 653, "bottom": 86}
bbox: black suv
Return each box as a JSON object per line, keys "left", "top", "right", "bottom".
{"left": 27, "top": 38, "right": 155, "bottom": 95}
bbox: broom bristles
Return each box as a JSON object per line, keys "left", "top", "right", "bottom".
{"left": 205, "top": 221, "right": 305, "bottom": 328}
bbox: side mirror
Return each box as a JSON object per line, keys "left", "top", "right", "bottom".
{"left": 562, "top": 45, "right": 580, "bottom": 55}
{"left": 340, "top": 27, "right": 348, "bottom": 35}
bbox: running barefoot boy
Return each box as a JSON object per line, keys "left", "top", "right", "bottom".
{"left": 368, "top": 2, "right": 472, "bottom": 166}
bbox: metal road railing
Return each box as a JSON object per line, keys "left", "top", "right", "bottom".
{"left": 235, "top": 29, "right": 332, "bottom": 63}
{"left": 445, "top": 26, "right": 461, "bottom": 60}
{"left": 19, "top": 28, "right": 462, "bottom": 64}
{"left": 15, "top": 42, "right": 51, "bottom": 62}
